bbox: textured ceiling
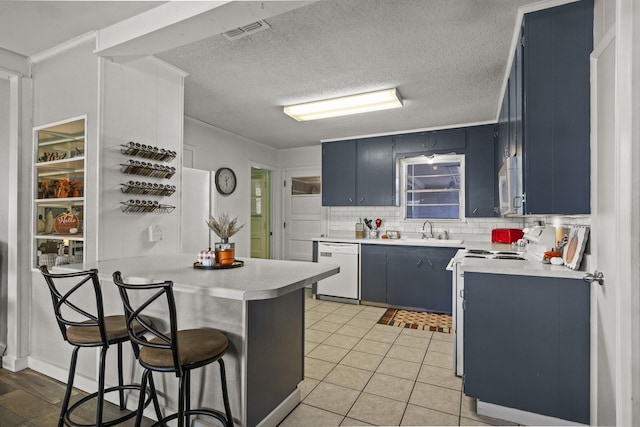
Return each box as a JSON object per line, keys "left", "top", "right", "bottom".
{"left": 0, "top": 0, "right": 541, "bottom": 150}
{"left": 157, "top": 0, "right": 539, "bottom": 149}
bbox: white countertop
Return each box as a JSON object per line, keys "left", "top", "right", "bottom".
{"left": 313, "top": 236, "right": 514, "bottom": 251}
{"left": 54, "top": 254, "right": 340, "bottom": 301}
{"left": 313, "top": 236, "right": 586, "bottom": 279}
{"left": 461, "top": 257, "right": 587, "bottom": 279}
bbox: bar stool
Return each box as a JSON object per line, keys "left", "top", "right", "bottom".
{"left": 39, "top": 266, "right": 161, "bottom": 427}
{"left": 112, "top": 271, "right": 233, "bottom": 427}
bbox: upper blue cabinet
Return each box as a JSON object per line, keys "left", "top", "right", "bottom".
{"left": 521, "top": 0, "right": 593, "bottom": 214}
{"left": 322, "top": 136, "right": 395, "bottom": 206}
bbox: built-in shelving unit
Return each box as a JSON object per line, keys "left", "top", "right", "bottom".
{"left": 33, "top": 117, "right": 86, "bottom": 268}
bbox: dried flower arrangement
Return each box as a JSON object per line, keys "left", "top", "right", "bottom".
{"left": 206, "top": 213, "right": 244, "bottom": 241}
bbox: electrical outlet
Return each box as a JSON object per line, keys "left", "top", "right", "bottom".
{"left": 148, "top": 225, "right": 162, "bottom": 242}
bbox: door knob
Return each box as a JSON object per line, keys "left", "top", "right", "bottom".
{"left": 583, "top": 270, "right": 604, "bottom": 286}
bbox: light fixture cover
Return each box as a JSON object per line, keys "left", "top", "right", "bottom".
{"left": 283, "top": 88, "right": 403, "bottom": 121}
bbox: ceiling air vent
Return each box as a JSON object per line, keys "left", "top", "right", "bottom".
{"left": 223, "top": 20, "right": 271, "bottom": 41}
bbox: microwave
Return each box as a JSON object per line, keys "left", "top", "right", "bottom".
{"left": 498, "top": 156, "right": 523, "bottom": 216}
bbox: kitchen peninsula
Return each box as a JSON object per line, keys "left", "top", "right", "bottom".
{"left": 54, "top": 254, "right": 339, "bottom": 427}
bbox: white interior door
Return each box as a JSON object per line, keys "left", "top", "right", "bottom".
{"left": 283, "top": 168, "right": 323, "bottom": 261}
{"left": 590, "top": 28, "right": 617, "bottom": 426}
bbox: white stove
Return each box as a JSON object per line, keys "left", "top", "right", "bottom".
{"left": 448, "top": 248, "right": 527, "bottom": 376}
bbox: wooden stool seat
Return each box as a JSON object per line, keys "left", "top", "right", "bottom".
{"left": 140, "top": 328, "right": 228, "bottom": 369}
{"left": 66, "top": 315, "right": 151, "bottom": 345}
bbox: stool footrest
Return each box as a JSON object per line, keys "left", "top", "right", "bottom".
{"left": 151, "top": 408, "right": 232, "bottom": 427}
{"left": 63, "top": 384, "right": 155, "bottom": 427}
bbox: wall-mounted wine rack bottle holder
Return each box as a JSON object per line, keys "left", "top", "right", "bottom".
{"left": 120, "top": 160, "right": 176, "bottom": 179}
{"left": 120, "top": 200, "right": 175, "bottom": 214}
{"left": 120, "top": 181, "right": 176, "bottom": 196}
{"left": 121, "top": 142, "right": 177, "bottom": 162}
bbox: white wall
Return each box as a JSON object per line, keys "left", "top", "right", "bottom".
{"left": 184, "top": 116, "right": 278, "bottom": 257}
{"left": 29, "top": 41, "right": 99, "bottom": 377}
{"left": 278, "top": 145, "right": 321, "bottom": 169}
{"left": 100, "top": 57, "right": 185, "bottom": 260}
{"left": 0, "top": 78, "right": 9, "bottom": 352}
{"left": 32, "top": 41, "right": 99, "bottom": 263}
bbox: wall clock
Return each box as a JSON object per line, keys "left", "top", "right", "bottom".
{"left": 215, "top": 167, "right": 237, "bottom": 195}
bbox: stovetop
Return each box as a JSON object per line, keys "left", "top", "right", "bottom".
{"left": 461, "top": 249, "right": 527, "bottom": 261}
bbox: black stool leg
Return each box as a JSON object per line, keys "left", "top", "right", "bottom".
{"left": 219, "top": 359, "right": 233, "bottom": 427}
{"left": 117, "top": 342, "right": 125, "bottom": 409}
{"left": 135, "top": 369, "right": 149, "bottom": 427}
{"left": 177, "top": 374, "right": 186, "bottom": 427}
{"left": 96, "top": 346, "right": 108, "bottom": 426}
{"left": 184, "top": 370, "right": 191, "bottom": 427}
{"left": 147, "top": 371, "right": 163, "bottom": 422}
{"left": 59, "top": 346, "right": 80, "bottom": 427}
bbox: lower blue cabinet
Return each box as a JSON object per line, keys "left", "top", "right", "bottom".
{"left": 361, "top": 244, "right": 456, "bottom": 314}
{"left": 463, "top": 272, "right": 590, "bottom": 424}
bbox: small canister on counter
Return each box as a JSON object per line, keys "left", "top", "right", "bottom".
{"left": 355, "top": 222, "right": 365, "bottom": 238}
{"left": 198, "top": 248, "right": 216, "bottom": 265}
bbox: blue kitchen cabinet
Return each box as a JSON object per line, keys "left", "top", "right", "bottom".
{"left": 356, "top": 136, "right": 395, "bottom": 206}
{"left": 361, "top": 244, "right": 456, "bottom": 313}
{"left": 386, "top": 247, "right": 428, "bottom": 310}
{"left": 322, "top": 137, "right": 395, "bottom": 206}
{"left": 465, "top": 125, "right": 498, "bottom": 217}
{"left": 522, "top": 0, "right": 592, "bottom": 214}
{"left": 322, "top": 140, "right": 356, "bottom": 206}
{"left": 497, "top": 88, "right": 509, "bottom": 168}
{"left": 393, "top": 128, "right": 466, "bottom": 155}
{"left": 360, "top": 244, "right": 388, "bottom": 303}
{"left": 463, "top": 272, "right": 590, "bottom": 424}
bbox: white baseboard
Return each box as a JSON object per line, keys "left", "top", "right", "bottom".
{"left": 256, "top": 388, "right": 300, "bottom": 427}
{"left": 477, "top": 400, "right": 587, "bottom": 426}
{"left": 2, "top": 355, "right": 29, "bottom": 372}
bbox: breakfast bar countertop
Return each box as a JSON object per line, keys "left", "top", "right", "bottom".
{"left": 54, "top": 253, "right": 339, "bottom": 301}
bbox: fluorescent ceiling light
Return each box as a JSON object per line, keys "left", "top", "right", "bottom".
{"left": 283, "top": 88, "right": 403, "bottom": 122}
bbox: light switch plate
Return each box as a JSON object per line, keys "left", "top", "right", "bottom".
{"left": 148, "top": 225, "right": 163, "bottom": 242}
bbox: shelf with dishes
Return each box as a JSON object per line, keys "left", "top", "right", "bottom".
{"left": 34, "top": 117, "right": 86, "bottom": 268}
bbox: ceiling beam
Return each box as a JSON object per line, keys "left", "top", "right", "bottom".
{"left": 95, "top": 1, "right": 317, "bottom": 60}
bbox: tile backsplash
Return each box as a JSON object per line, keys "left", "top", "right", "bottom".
{"left": 327, "top": 206, "right": 590, "bottom": 240}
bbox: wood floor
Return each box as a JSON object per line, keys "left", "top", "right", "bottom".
{"left": 0, "top": 367, "right": 153, "bottom": 426}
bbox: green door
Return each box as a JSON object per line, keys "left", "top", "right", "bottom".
{"left": 250, "top": 168, "right": 270, "bottom": 259}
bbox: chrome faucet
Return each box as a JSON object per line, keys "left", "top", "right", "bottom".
{"left": 421, "top": 220, "right": 434, "bottom": 239}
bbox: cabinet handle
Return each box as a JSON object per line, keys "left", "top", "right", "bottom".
{"left": 427, "top": 259, "right": 433, "bottom": 267}
{"left": 420, "top": 142, "right": 426, "bottom": 149}
{"left": 417, "top": 259, "right": 423, "bottom": 267}
{"left": 431, "top": 140, "right": 438, "bottom": 148}
{"left": 459, "top": 290, "right": 464, "bottom": 298}
{"left": 348, "top": 197, "right": 353, "bottom": 203}
{"left": 360, "top": 197, "right": 365, "bottom": 203}
{"left": 472, "top": 208, "right": 478, "bottom": 214}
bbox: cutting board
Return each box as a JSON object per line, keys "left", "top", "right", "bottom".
{"left": 563, "top": 226, "right": 589, "bottom": 270}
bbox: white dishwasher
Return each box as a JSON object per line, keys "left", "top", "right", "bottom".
{"left": 317, "top": 242, "right": 359, "bottom": 300}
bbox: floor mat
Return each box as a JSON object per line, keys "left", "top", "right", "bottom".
{"left": 377, "top": 308, "right": 453, "bottom": 333}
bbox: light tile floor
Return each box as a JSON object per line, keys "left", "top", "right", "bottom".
{"left": 278, "top": 289, "right": 515, "bottom": 427}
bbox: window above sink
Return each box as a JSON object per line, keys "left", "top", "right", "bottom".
{"left": 400, "top": 154, "right": 465, "bottom": 220}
